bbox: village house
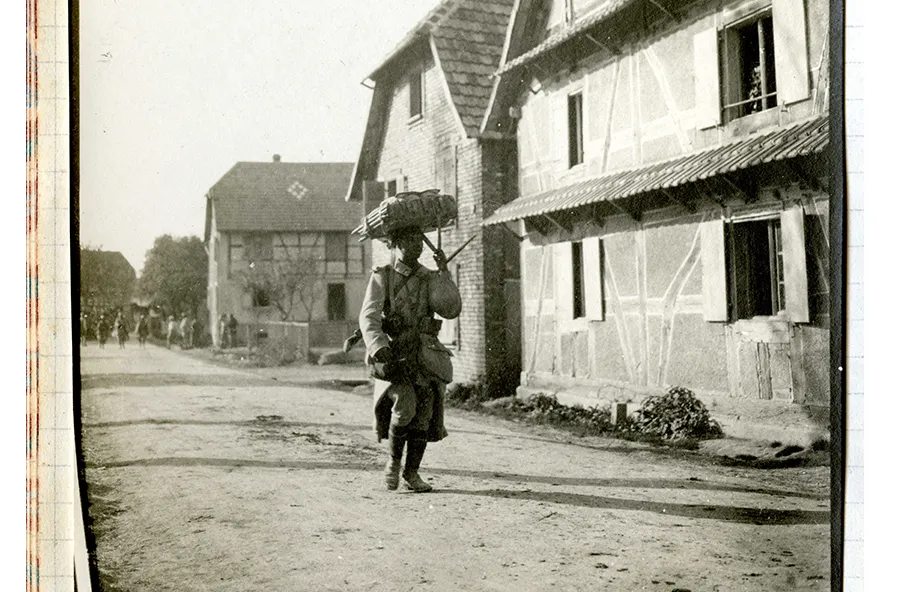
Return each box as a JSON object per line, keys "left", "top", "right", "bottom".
{"left": 482, "top": 0, "right": 832, "bottom": 442}
{"left": 347, "top": 0, "right": 524, "bottom": 392}
{"left": 79, "top": 248, "right": 136, "bottom": 315}
{"left": 205, "top": 157, "right": 368, "bottom": 348}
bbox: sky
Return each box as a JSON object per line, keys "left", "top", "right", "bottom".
{"left": 79, "top": 0, "right": 442, "bottom": 272}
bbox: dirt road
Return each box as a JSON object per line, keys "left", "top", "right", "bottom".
{"left": 80, "top": 343, "right": 830, "bottom": 591}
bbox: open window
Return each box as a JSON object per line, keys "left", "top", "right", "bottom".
{"left": 700, "top": 206, "right": 809, "bottom": 323}
{"left": 694, "top": 0, "right": 810, "bottom": 129}
{"left": 727, "top": 217, "right": 785, "bottom": 319}
{"left": 721, "top": 11, "right": 777, "bottom": 122}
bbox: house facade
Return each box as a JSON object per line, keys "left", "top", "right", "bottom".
{"left": 482, "top": 0, "right": 833, "bottom": 438}
{"left": 347, "top": 0, "right": 523, "bottom": 392}
{"left": 205, "top": 157, "right": 368, "bottom": 346}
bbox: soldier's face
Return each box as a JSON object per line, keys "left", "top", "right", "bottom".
{"left": 395, "top": 233, "right": 424, "bottom": 262}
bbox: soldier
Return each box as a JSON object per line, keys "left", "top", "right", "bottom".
{"left": 359, "top": 225, "right": 461, "bottom": 493}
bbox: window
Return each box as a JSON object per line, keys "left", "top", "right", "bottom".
{"left": 325, "top": 232, "right": 348, "bottom": 275}
{"left": 568, "top": 92, "right": 584, "bottom": 167}
{"left": 229, "top": 233, "right": 246, "bottom": 261}
{"left": 727, "top": 218, "right": 785, "bottom": 319}
{"left": 571, "top": 241, "right": 584, "bottom": 319}
{"left": 722, "top": 12, "right": 777, "bottom": 121}
{"left": 409, "top": 70, "right": 423, "bottom": 119}
{"left": 385, "top": 179, "right": 398, "bottom": 198}
{"left": 327, "top": 283, "right": 347, "bottom": 320}
{"left": 325, "top": 233, "right": 347, "bottom": 262}
{"left": 347, "top": 240, "right": 364, "bottom": 275}
{"left": 252, "top": 287, "right": 270, "bottom": 308}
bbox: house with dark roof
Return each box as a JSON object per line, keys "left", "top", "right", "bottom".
{"left": 205, "top": 156, "right": 366, "bottom": 346}
{"left": 481, "top": 0, "right": 834, "bottom": 443}
{"left": 347, "top": 0, "right": 523, "bottom": 393}
{"left": 80, "top": 248, "right": 136, "bottom": 314}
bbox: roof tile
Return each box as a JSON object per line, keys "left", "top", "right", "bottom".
{"left": 209, "top": 161, "right": 359, "bottom": 232}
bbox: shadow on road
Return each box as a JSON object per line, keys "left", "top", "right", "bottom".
{"left": 86, "top": 456, "right": 826, "bottom": 502}
{"left": 83, "top": 418, "right": 373, "bottom": 431}
{"left": 82, "top": 373, "right": 280, "bottom": 389}
{"left": 436, "top": 488, "right": 830, "bottom": 525}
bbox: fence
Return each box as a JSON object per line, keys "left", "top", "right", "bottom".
{"left": 233, "top": 319, "right": 359, "bottom": 355}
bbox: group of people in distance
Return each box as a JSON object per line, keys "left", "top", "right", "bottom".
{"left": 80, "top": 309, "right": 214, "bottom": 350}
{"left": 81, "top": 310, "right": 145, "bottom": 349}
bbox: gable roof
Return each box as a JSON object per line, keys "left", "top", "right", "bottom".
{"left": 348, "top": 0, "right": 514, "bottom": 202}
{"left": 206, "top": 161, "right": 358, "bottom": 237}
{"left": 366, "top": 0, "right": 514, "bottom": 137}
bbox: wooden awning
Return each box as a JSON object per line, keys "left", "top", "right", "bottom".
{"left": 483, "top": 115, "right": 829, "bottom": 227}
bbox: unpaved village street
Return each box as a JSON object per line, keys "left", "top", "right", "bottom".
{"left": 80, "top": 343, "right": 830, "bottom": 591}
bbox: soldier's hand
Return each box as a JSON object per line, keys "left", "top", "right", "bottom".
{"left": 372, "top": 346, "right": 393, "bottom": 363}
{"left": 433, "top": 248, "right": 448, "bottom": 272}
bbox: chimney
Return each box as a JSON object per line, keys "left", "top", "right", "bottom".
{"left": 272, "top": 154, "right": 281, "bottom": 163}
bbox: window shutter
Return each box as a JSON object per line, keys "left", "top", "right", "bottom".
{"left": 700, "top": 218, "right": 728, "bottom": 321}
{"left": 693, "top": 27, "right": 722, "bottom": 129}
{"left": 772, "top": 0, "right": 810, "bottom": 104}
{"left": 583, "top": 237, "right": 604, "bottom": 320}
{"left": 397, "top": 174, "right": 408, "bottom": 192}
{"left": 552, "top": 92, "right": 568, "bottom": 164}
{"left": 553, "top": 242, "right": 574, "bottom": 323}
{"left": 780, "top": 205, "right": 810, "bottom": 322}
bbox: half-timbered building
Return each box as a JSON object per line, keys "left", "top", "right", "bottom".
{"left": 483, "top": 0, "right": 832, "bottom": 442}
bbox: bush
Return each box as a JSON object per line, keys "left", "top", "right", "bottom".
{"left": 628, "top": 386, "right": 723, "bottom": 441}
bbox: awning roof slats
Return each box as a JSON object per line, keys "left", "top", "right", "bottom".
{"left": 483, "top": 115, "right": 829, "bottom": 226}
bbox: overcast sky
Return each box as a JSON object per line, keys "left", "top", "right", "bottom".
{"left": 79, "top": 0, "right": 442, "bottom": 271}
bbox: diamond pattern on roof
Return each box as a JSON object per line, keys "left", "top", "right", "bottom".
{"left": 288, "top": 180, "right": 309, "bottom": 200}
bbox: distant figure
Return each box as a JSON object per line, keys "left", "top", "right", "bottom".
{"left": 80, "top": 313, "right": 88, "bottom": 346}
{"left": 115, "top": 312, "right": 128, "bottom": 349}
{"left": 188, "top": 317, "right": 197, "bottom": 348}
{"left": 166, "top": 315, "right": 178, "bottom": 349}
{"left": 227, "top": 314, "right": 238, "bottom": 348}
{"left": 180, "top": 314, "right": 190, "bottom": 349}
{"left": 218, "top": 314, "right": 228, "bottom": 349}
{"left": 96, "top": 315, "right": 108, "bottom": 349}
{"left": 136, "top": 314, "right": 149, "bottom": 348}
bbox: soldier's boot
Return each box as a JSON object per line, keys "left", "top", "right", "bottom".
{"left": 385, "top": 434, "right": 406, "bottom": 490}
{"left": 402, "top": 439, "right": 432, "bottom": 493}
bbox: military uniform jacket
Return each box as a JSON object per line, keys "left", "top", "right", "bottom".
{"left": 359, "top": 259, "right": 453, "bottom": 442}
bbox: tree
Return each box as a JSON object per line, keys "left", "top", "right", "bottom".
{"left": 137, "top": 235, "right": 208, "bottom": 316}
{"left": 236, "top": 234, "right": 321, "bottom": 321}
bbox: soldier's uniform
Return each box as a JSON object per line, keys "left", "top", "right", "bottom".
{"left": 360, "top": 257, "right": 460, "bottom": 491}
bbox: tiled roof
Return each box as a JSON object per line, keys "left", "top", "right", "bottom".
{"left": 367, "top": 0, "right": 514, "bottom": 137}
{"left": 208, "top": 161, "right": 359, "bottom": 233}
{"left": 483, "top": 115, "right": 829, "bottom": 225}
{"left": 433, "top": 0, "right": 516, "bottom": 136}
{"left": 496, "top": 0, "right": 636, "bottom": 75}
